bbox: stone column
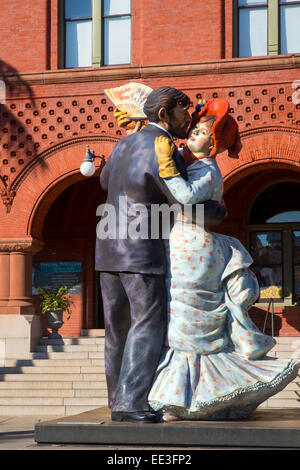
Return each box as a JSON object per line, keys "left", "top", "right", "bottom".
{"left": 0, "top": 238, "right": 44, "bottom": 361}
{"left": 0, "top": 238, "right": 44, "bottom": 315}
{"left": 0, "top": 252, "right": 10, "bottom": 306}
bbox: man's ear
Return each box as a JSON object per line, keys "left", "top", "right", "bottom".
{"left": 158, "top": 107, "right": 168, "bottom": 123}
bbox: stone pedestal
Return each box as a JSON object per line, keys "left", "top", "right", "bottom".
{"left": 0, "top": 238, "right": 44, "bottom": 361}
{"left": 0, "top": 314, "right": 42, "bottom": 364}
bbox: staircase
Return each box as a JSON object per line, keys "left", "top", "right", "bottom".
{"left": 0, "top": 331, "right": 108, "bottom": 416}
{"left": 260, "top": 336, "right": 300, "bottom": 409}
{"left": 0, "top": 334, "right": 298, "bottom": 415}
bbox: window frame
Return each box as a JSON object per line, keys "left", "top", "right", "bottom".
{"left": 234, "top": 0, "right": 269, "bottom": 57}
{"left": 60, "top": 0, "right": 132, "bottom": 69}
{"left": 279, "top": 0, "right": 300, "bottom": 54}
{"left": 248, "top": 222, "right": 300, "bottom": 306}
{"left": 102, "top": 1, "right": 132, "bottom": 66}
{"left": 63, "top": 0, "right": 93, "bottom": 69}
{"left": 234, "top": 0, "right": 300, "bottom": 57}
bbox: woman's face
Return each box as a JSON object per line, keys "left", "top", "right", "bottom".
{"left": 187, "top": 121, "right": 213, "bottom": 154}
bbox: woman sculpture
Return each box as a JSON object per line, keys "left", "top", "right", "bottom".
{"left": 147, "top": 99, "right": 300, "bottom": 421}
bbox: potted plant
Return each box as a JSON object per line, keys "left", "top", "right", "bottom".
{"left": 37, "top": 286, "right": 73, "bottom": 339}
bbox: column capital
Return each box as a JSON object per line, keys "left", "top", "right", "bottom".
{"left": 0, "top": 238, "right": 44, "bottom": 254}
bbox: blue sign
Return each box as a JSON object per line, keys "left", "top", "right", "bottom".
{"left": 32, "top": 262, "right": 82, "bottom": 295}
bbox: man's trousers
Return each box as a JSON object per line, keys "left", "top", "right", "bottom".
{"left": 99, "top": 271, "right": 167, "bottom": 412}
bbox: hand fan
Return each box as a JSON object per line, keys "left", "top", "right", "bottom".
{"left": 104, "top": 82, "right": 153, "bottom": 119}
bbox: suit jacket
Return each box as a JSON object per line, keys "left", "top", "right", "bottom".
{"left": 95, "top": 124, "right": 187, "bottom": 274}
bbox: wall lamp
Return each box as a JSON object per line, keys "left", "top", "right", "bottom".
{"left": 80, "top": 145, "right": 104, "bottom": 177}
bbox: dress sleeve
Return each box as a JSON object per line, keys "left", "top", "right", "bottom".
{"left": 163, "top": 164, "right": 216, "bottom": 204}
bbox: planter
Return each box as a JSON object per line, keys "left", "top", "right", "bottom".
{"left": 46, "top": 308, "right": 64, "bottom": 339}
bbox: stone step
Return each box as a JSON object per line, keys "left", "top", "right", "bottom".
{"left": 0, "top": 379, "right": 107, "bottom": 390}
{"left": 0, "top": 365, "right": 106, "bottom": 375}
{"left": 35, "top": 344, "right": 103, "bottom": 353}
{"left": 272, "top": 343, "right": 300, "bottom": 352}
{"left": 269, "top": 389, "right": 300, "bottom": 399}
{"left": 0, "top": 405, "right": 67, "bottom": 415}
{"left": 81, "top": 329, "right": 105, "bottom": 337}
{"left": 74, "top": 389, "right": 108, "bottom": 397}
{"left": 0, "top": 388, "right": 76, "bottom": 397}
{"left": 274, "top": 337, "right": 299, "bottom": 343}
{"left": 0, "top": 388, "right": 108, "bottom": 398}
{"left": 266, "top": 398, "right": 300, "bottom": 408}
{"left": 271, "top": 352, "right": 299, "bottom": 359}
{"left": 39, "top": 337, "right": 105, "bottom": 345}
{"left": 285, "top": 381, "right": 300, "bottom": 391}
{"left": 0, "top": 373, "right": 105, "bottom": 381}
{"left": 0, "top": 403, "right": 105, "bottom": 415}
{"left": 5, "top": 358, "right": 105, "bottom": 367}
{"left": 0, "top": 396, "right": 107, "bottom": 406}
{"left": 0, "top": 380, "right": 74, "bottom": 389}
{"left": 72, "top": 381, "right": 107, "bottom": 389}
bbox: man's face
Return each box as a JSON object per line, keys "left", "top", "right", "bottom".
{"left": 167, "top": 104, "right": 191, "bottom": 139}
{"left": 187, "top": 121, "right": 213, "bottom": 154}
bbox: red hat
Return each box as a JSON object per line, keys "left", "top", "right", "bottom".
{"left": 189, "top": 98, "right": 242, "bottom": 158}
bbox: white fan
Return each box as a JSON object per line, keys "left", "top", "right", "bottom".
{"left": 104, "top": 82, "right": 153, "bottom": 119}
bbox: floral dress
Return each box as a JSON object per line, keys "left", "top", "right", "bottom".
{"left": 148, "top": 152, "right": 299, "bottom": 420}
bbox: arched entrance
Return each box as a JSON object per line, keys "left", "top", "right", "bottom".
{"left": 32, "top": 176, "right": 106, "bottom": 336}
{"left": 219, "top": 164, "right": 300, "bottom": 336}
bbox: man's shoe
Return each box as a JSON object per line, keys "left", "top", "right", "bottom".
{"left": 111, "top": 411, "right": 158, "bottom": 423}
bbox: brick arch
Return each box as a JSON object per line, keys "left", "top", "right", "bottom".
{"left": 6, "top": 136, "right": 118, "bottom": 239}
{"left": 216, "top": 126, "right": 300, "bottom": 191}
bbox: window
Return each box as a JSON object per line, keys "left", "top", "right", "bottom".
{"left": 103, "top": 0, "right": 131, "bottom": 65}
{"left": 237, "top": 1, "right": 268, "bottom": 57}
{"left": 65, "top": 0, "right": 92, "bottom": 68}
{"left": 248, "top": 182, "right": 300, "bottom": 304}
{"left": 62, "top": 0, "right": 132, "bottom": 69}
{"left": 236, "top": 0, "right": 300, "bottom": 57}
{"left": 280, "top": 0, "right": 300, "bottom": 54}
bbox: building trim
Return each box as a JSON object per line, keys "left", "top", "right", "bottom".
{"left": 3, "top": 54, "right": 300, "bottom": 87}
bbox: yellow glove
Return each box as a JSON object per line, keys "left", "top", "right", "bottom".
{"left": 155, "top": 136, "right": 179, "bottom": 178}
{"left": 113, "top": 109, "right": 137, "bottom": 130}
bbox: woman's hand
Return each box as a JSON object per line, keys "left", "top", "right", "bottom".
{"left": 155, "top": 136, "right": 179, "bottom": 178}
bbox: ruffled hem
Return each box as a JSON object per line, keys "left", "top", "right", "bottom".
{"left": 149, "top": 359, "right": 299, "bottom": 420}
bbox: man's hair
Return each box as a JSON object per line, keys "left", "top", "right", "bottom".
{"left": 143, "top": 86, "right": 190, "bottom": 122}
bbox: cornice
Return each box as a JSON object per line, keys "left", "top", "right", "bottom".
{"left": 2, "top": 54, "right": 300, "bottom": 87}
{"left": 0, "top": 238, "right": 44, "bottom": 253}
{"left": 240, "top": 125, "right": 300, "bottom": 138}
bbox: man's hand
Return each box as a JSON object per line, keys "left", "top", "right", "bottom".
{"left": 203, "top": 200, "right": 227, "bottom": 226}
{"left": 155, "top": 136, "right": 179, "bottom": 178}
{"left": 113, "top": 109, "right": 145, "bottom": 135}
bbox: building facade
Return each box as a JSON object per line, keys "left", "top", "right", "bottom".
{"left": 0, "top": 0, "right": 300, "bottom": 359}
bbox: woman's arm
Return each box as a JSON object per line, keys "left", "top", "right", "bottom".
{"left": 155, "top": 136, "right": 216, "bottom": 204}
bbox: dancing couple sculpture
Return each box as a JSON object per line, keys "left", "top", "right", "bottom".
{"left": 96, "top": 86, "right": 299, "bottom": 423}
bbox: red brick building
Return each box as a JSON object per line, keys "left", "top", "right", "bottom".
{"left": 0, "top": 0, "right": 300, "bottom": 358}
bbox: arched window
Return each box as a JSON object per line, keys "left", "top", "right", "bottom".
{"left": 248, "top": 181, "right": 300, "bottom": 304}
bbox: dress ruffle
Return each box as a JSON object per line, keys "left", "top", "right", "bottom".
{"left": 148, "top": 347, "right": 300, "bottom": 420}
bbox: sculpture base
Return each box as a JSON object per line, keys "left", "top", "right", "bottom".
{"left": 34, "top": 407, "right": 300, "bottom": 448}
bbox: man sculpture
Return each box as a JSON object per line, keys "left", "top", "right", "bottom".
{"left": 95, "top": 86, "right": 226, "bottom": 423}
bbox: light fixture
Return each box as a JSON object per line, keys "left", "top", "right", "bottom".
{"left": 80, "top": 145, "right": 96, "bottom": 177}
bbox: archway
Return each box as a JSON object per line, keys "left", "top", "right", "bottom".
{"left": 32, "top": 176, "right": 107, "bottom": 336}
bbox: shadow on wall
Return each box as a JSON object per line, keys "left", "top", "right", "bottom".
{"left": 0, "top": 60, "right": 46, "bottom": 213}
